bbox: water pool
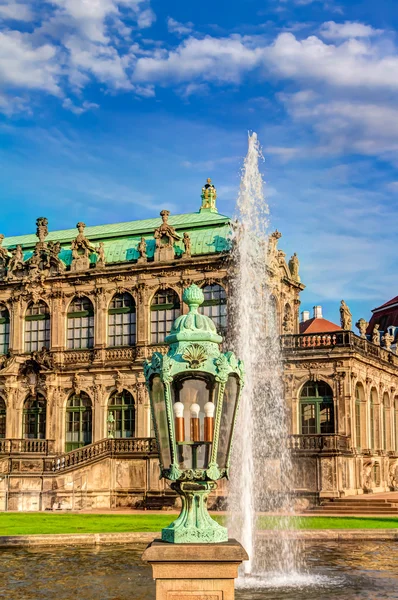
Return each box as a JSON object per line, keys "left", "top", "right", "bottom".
{"left": 0, "top": 541, "right": 397, "bottom": 600}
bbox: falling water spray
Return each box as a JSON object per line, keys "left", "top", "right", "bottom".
{"left": 228, "top": 132, "right": 301, "bottom": 579}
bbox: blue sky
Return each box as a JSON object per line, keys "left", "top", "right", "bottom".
{"left": 0, "top": 0, "right": 397, "bottom": 327}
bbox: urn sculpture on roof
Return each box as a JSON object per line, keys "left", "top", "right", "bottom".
{"left": 71, "top": 222, "right": 96, "bottom": 272}
{"left": 144, "top": 284, "right": 244, "bottom": 543}
{"left": 200, "top": 178, "right": 218, "bottom": 213}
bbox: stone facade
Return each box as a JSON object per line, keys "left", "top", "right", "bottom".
{"left": 0, "top": 182, "right": 302, "bottom": 510}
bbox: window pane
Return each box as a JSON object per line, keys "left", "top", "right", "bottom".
{"left": 300, "top": 403, "right": 316, "bottom": 434}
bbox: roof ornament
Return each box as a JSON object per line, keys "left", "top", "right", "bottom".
{"left": 355, "top": 318, "right": 368, "bottom": 339}
{"left": 153, "top": 210, "right": 181, "bottom": 262}
{"left": 71, "top": 222, "right": 97, "bottom": 272}
{"left": 0, "top": 234, "right": 10, "bottom": 280}
{"left": 200, "top": 178, "right": 218, "bottom": 213}
{"left": 340, "top": 300, "right": 352, "bottom": 331}
{"left": 288, "top": 252, "right": 300, "bottom": 282}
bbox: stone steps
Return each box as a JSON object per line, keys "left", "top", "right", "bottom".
{"left": 308, "top": 496, "right": 398, "bottom": 515}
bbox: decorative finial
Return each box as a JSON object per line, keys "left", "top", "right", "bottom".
{"left": 36, "top": 218, "right": 48, "bottom": 243}
{"left": 200, "top": 178, "right": 218, "bottom": 213}
{"left": 183, "top": 284, "right": 204, "bottom": 311}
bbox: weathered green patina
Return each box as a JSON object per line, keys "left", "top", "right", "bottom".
{"left": 144, "top": 284, "right": 244, "bottom": 543}
{"left": 2, "top": 211, "right": 231, "bottom": 265}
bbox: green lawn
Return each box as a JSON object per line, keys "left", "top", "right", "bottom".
{"left": 0, "top": 513, "right": 397, "bottom": 536}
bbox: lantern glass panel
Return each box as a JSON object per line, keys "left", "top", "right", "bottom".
{"left": 172, "top": 374, "right": 218, "bottom": 470}
{"left": 217, "top": 374, "right": 240, "bottom": 469}
{"left": 150, "top": 376, "right": 172, "bottom": 469}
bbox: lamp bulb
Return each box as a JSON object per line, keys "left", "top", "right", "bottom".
{"left": 204, "top": 401, "right": 215, "bottom": 418}
{"left": 173, "top": 401, "right": 184, "bottom": 418}
{"left": 190, "top": 402, "right": 200, "bottom": 418}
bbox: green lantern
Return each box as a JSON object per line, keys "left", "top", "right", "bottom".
{"left": 144, "top": 284, "right": 244, "bottom": 543}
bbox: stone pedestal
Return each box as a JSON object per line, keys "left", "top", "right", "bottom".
{"left": 154, "top": 246, "right": 175, "bottom": 262}
{"left": 142, "top": 539, "right": 248, "bottom": 600}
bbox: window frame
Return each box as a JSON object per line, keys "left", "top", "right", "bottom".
{"left": 150, "top": 289, "right": 180, "bottom": 344}
{"left": 108, "top": 293, "right": 136, "bottom": 347}
{"left": 23, "top": 395, "right": 46, "bottom": 439}
{"left": 108, "top": 390, "right": 136, "bottom": 438}
{"left": 0, "top": 304, "right": 10, "bottom": 356}
{"left": 67, "top": 297, "right": 94, "bottom": 350}
{"left": 24, "top": 301, "right": 50, "bottom": 353}
{"left": 200, "top": 284, "right": 227, "bottom": 336}
{"left": 299, "top": 381, "right": 335, "bottom": 435}
{"left": 65, "top": 392, "right": 93, "bottom": 451}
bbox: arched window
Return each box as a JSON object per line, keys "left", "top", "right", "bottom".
{"left": 108, "top": 293, "right": 136, "bottom": 347}
{"left": 0, "top": 304, "right": 10, "bottom": 355}
{"left": 67, "top": 297, "right": 94, "bottom": 349}
{"left": 25, "top": 301, "right": 50, "bottom": 353}
{"left": 150, "top": 289, "right": 180, "bottom": 344}
{"left": 23, "top": 394, "right": 46, "bottom": 439}
{"left": 370, "top": 387, "right": 378, "bottom": 449}
{"left": 108, "top": 390, "right": 135, "bottom": 438}
{"left": 300, "top": 381, "right": 334, "bottom": 435}
{"left": 200, "top": 284, "right": 227, "bottom": 336}
{"left": 355, "top": 383, "right": 364, "bottom": 450}
{"left": 65, "top": 392, "right": 92, "bottom": 451}
{"left": 0, "top": 396, "right": 5, "bottom": 438}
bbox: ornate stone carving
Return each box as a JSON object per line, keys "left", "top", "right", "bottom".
{"left": 288, "top": 253, "right": 300, "bottom": 282}
{"left": 95, "top": 242, "right": 106, "bottom": 268}
{"left": 137, "top": 237, "right": 147, "bottom": 263}
{"left": 372, "top": 324, "right": 380, "bottom": 346}
{"left": 182, "top": 232, "right": 191, "bottom": 259}
{"left": 0, "top": 234, "right": 10, "bottom": 279}
{"left": 153, "top": 210, "right": 181, "bottom": 262}
{"left": 47, "top": 241, "right": 65, "bottom": 274}
{"left": 72, "top": 373, "right": 82, "bottom": 394}
{"left": 283, "top": 304, "right": 294, "bottom": 333}
{"left": 268, "top": 230, "right": 282, "bottom": 257}
{"left": 356, "top": 318, "right": 368, "bottom": 338}
{"left": 70, "top": 222, "right": 96, "bottom": 272}
{"left": 382, "top": 331, "right": 394, "bottom": 351}
{"left": 7, "top": 245, "right": 25, "bottom": 279}
{"left": 32, "top": 347, "right": 53, "bottom": 370}
{"left": 115, "top": 371, "right": 124, "bottom": 394}
{"left": 340, "top": 300, "right": 352, "bottom": 330}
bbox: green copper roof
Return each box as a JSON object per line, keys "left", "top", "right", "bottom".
{"left": 2, "top": 211, "right": 231, "bottom": 266}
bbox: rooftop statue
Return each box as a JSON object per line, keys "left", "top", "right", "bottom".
{"left": 288, "top": 252, "right": 300, "bottom": 282}
{"left": 340, "top": 300, "right": 352, "bottom": 331}
{"left": 7, "top": 245, "right": 25, "bottom": 279}
{"left": 153, "top": 210, "right": 180, "bottom": 262}
{"left": 36, "top": 217, "right": 48, "bottom": 244}
{"left": 268, "top": 230, "right": 282, "bottom": 256}
{"left": 0, "top": 234, "right": 10, "bottom": 279}
{"left": 356, "top": 318, "right": 368, "bottom": 339}
{"left": 200, "top": 177, "right": 217, "bottom": 212}
{"left": 372, "top": 324, "right": 380, "bottom": 346}
{"left": 137, "top": 237, "right": 147, "bottom": 263}
{"left": 71, "top": 222, "right": 96, "bottom": 272}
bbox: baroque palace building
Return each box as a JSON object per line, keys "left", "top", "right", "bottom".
{"left": 0, "top": 179, "right": 396, "bottom": 511}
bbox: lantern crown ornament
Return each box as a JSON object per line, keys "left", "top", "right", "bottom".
{"left": 144, "top": 284, "right": 244, "bottom": 544}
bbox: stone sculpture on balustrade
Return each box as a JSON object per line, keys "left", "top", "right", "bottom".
{"left": 356, "top": 318, "right": 368, "bottom": 339}
{"left": 182, "top": 232, "right": 191, "bottom": 258}
{"left": 340, "top": 300, "right": 352, "bottom": 330}
{"left": 382, "top": 331, "right": 394, "bottom": 351}
{"left": 288, "top": 252, "right": 300, "bottom": 282}
{"left": 372, "top": 324, "right": 381, "bottom": 346}
{"left": 137, "top": 237, "right": 147, "bottom": 264}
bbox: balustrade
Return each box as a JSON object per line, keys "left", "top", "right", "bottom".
{"left": 288, "top": 434, "right": 350, "bottom": 452}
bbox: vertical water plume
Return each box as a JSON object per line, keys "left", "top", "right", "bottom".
{"left": 228, "top": 132, "right": 301, "bottom": 579}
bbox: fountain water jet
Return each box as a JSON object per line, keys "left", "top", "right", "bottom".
{"left": 228, "top": 132, "right": 302, "bottom": 579}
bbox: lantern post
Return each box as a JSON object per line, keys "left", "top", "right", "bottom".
{"left": 142, "top": 284, "right": 248, "bottom": 599}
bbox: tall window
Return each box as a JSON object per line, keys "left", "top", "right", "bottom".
{"left": 200, "top": 284, "right": 227, "bottom": 336}
{"left": 23, "top": 394, "right": 46, "bottom": 439}
{"left": 67, "top": 297, "right": 94, "bottom": 349}
{"left": 25, "top": 301, "right": 50, "bottom": 353}
{"left": 65, "top": 392, "right": 92, "bottom": 451}
{"left": 355, "top": 384, "right": 363, "bottom": 450}
{"left": 150, "top": 289, "right": 180, "bottom": 344}
{"left": 0, "top": 396, "right": 5, "bottom": 438}
{"left": 108, "top": 293, "right": 136, "bottom": 347}
{"left": 300, "top": 381, "right": 334, "bottom": 435}
{"left": 108, "top": 390, "right": 135, "bottom": 438}
{"left": 370, "top": 388, "right": 378, "bottom": 449}
{"left": 0, "top": 305, "right": 9, "bottom": 355}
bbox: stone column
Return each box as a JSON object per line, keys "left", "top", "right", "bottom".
{"left": 93, "top": 289, "right": 108, "bottom": 348}
{"left": 9, "top": 297, "right": 24, "bottom": 353}
{"left": 142, "top": 539, "right": 248, "bottom": 600}
{"left": 50, "top": 293, "right": 66, "bottom": 350}
{"left": 92, "top": 382, "right": 106, "bottom": 443}
{"left": 136, "top": 283, "right": 149, "bottom": 348}
{"left": 136, "top": 381, "right": 151, "bottom": 437}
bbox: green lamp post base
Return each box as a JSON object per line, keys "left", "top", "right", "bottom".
{"left": 161, "top": 480, "right": 228, "bottom": 544}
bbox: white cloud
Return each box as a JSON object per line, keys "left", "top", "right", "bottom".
{"left": 62, "top": 97, "right": 99, "bottom": 114}
{"left": 134, "top": 35, "right": 264, "bottom": 84}
{"left": 320, "top": 21, "right": 382, "bottom": 40}
{"left": 167, "top": 17, "right": 193, "bottom": 36}
{"left": 0, "top": 1, "right": 33, "bottom": 21}
{"left": 0, "top": 30, "right": 60, "bottom": 93}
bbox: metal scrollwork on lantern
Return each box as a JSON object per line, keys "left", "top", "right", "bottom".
{"left": 144, "top": 284, "right": 244, "bottom": 544}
